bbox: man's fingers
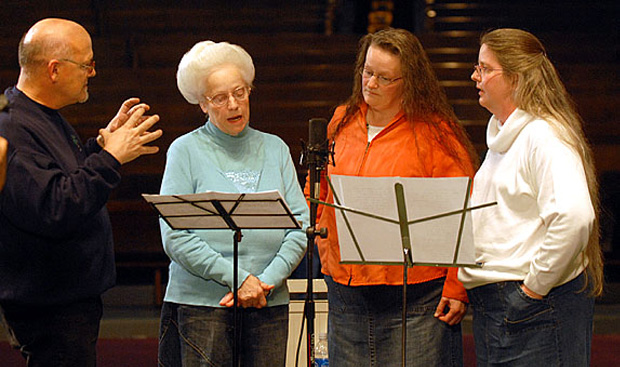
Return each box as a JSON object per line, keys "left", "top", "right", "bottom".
{"left": 139, "top": 129, "right": 163, "bottom": 144}
{"left": 126, "top": 103, "right": 150, "bottom": 116}
{"left": 138, "top": 145, "right": 160, "bottom": 156}
{"left": 120, "top": 98, "right": 141, "bottom": 111}
{"left": 115, "top": 98, "right": 140, "bottom": 117}
{"left": 123, "top": 107, "right": 146, "bottom": 128}
{"left": 134, "top": 114, "right": 160, "bottom": 133}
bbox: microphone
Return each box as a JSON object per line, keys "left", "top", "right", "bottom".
{"left": 308, "top": 118, "right": 327, "bottom": 152}
{"left": 304, "top": 118, "right": 329, "bottom": 172}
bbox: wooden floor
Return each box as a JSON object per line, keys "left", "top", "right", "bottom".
{"left": 2, "top": 335, "right": 620, "bottom": 366}
{"left": 2, "top": 283, "right": 620, "bottom": 366}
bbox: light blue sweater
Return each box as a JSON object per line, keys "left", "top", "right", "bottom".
{"left": 159, "top": 121, "right": 309, "bottom": 307}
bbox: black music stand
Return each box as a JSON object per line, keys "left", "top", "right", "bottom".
{"left": 143, "top": 190, "right": 302, "bottom": 367}
{"left": 309, "top": 175, "right": 494, "bottom": 367}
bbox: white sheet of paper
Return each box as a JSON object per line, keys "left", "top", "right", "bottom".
{"left": 142, "top": 190, "right": 301, "bottom": 229}
{"left": 331, "top": 175, "right": 476, "bottom": 265}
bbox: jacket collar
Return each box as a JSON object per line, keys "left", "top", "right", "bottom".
{"left": 357, "top": 102, "right": 406, "bottom": 133}
{"left": 487, "top": 108, "right": 533, "bottom": 153}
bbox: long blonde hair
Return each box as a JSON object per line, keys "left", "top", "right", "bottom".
{"left": 482, "top": 28, "right": 603, "bottom": 296}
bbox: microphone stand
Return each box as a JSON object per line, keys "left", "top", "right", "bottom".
{"left": 300, "top": 120, "right": 332, "bottom": 367}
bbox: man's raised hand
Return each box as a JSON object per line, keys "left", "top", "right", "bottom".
{"left": 99, "top": 107, "right": 162, "bottom": 164}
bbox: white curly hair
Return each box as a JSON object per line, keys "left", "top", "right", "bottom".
{"left": 176, "top": 40, "right": 255, "bottom": 104}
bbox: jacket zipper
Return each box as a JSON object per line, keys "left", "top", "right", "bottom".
{"left": 356, "top": 141, "right": 371, "bottom": 175}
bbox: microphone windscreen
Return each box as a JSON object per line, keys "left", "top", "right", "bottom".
{"left": 308, "top": 118, "right": 328, "bottom": 148}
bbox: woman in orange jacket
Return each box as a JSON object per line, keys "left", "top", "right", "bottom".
{"left": 306, "top": 28, "right": 478, "bottom": 366}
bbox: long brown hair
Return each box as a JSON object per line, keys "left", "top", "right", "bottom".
{"left": 333, "top": 28, "right": 478, "bottom": 170}
{"left": 482, "top": 28, "right": 603, "bottom": 296}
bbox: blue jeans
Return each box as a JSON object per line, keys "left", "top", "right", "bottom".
{"left": 0, "top": 297, "right": 102, "bottom": 367}
{"left": 467, "top": 272, "right": 594, "bottom": 366}
{"left": 325, "top": 276, "right": 464, "bottom": 367}
{"left": 158, "top": 302, "right": 289, "bottom": 367}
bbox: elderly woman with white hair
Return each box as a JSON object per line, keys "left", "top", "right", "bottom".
{"left": 157, "top": 40, "right": 309, "bottom": 366}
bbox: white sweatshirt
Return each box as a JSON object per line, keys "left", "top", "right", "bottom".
{"left": 458, "top": 109, "right": 594, "bottom": 295}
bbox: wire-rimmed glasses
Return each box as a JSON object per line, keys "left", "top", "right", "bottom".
{"left": 205, "top": 86, "right": 251, "bottom": 107}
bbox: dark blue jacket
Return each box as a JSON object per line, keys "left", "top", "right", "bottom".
{"left": 0, "top": 87, "right": 120, "bottom": 305}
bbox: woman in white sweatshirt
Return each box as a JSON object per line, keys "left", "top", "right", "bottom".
{"left": 458, "top": 28, "right": 603, "bottom": 366}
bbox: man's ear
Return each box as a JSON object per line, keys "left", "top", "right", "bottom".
{"left": 47, "top": 59, "right": 60, "bottom": 82}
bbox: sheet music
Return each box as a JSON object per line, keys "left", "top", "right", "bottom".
{"left": 331, "top": 175, "right": 476, "bottom": 266}
{"left": 142, "top": 190, "right": 301, "bottom": 230}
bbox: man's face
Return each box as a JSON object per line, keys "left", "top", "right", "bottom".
{"left": 56, "top": 35, "right": 96, "bottom": 107}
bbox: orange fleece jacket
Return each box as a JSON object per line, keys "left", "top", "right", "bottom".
{"left": 306, "top": 104, "right": 475, "bottom": 302}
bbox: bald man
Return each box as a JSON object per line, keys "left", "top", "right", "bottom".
{"left": 0, "top": 18, "right": 162, "bottom": 367}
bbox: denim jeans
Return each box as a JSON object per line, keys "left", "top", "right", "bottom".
{"left": 158, "top": 302, "right": 289, "bottom": 367}
{"left": 467, "top": 272, "right": 594, "bottom": 366}
{"left": 325, "top": 276, "right": 464, "bottom": 367}
{"left": 0, "top": 297, "right": 102, "bottom": 367}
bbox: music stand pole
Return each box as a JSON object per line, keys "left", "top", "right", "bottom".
{"left": 233, "top": 228, "right": 242, "bottom": 367}
{"left": 395, "top": 183, "right": 413, "bottom": 367}
{"left": 402, "top": 249, "right": 408, "bottom": 367}
{"left": 211, "top": 199, "right": 244, "bottom": 367}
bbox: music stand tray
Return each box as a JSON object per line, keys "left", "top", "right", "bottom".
{"left": 143, "top": 190, "right": 301, "bottom": 231}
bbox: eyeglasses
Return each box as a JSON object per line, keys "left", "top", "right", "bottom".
{"left": 59, "top": 58, "right": 96, "bottom": 73}
{"left": 205, "top": 86, "right": 251, "bottom": 107}
{"left": 473, "top": 64, "right": 502, "bottom": 77}
{"left": 360, "top": 69, "right": 402, "bottom": 86}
